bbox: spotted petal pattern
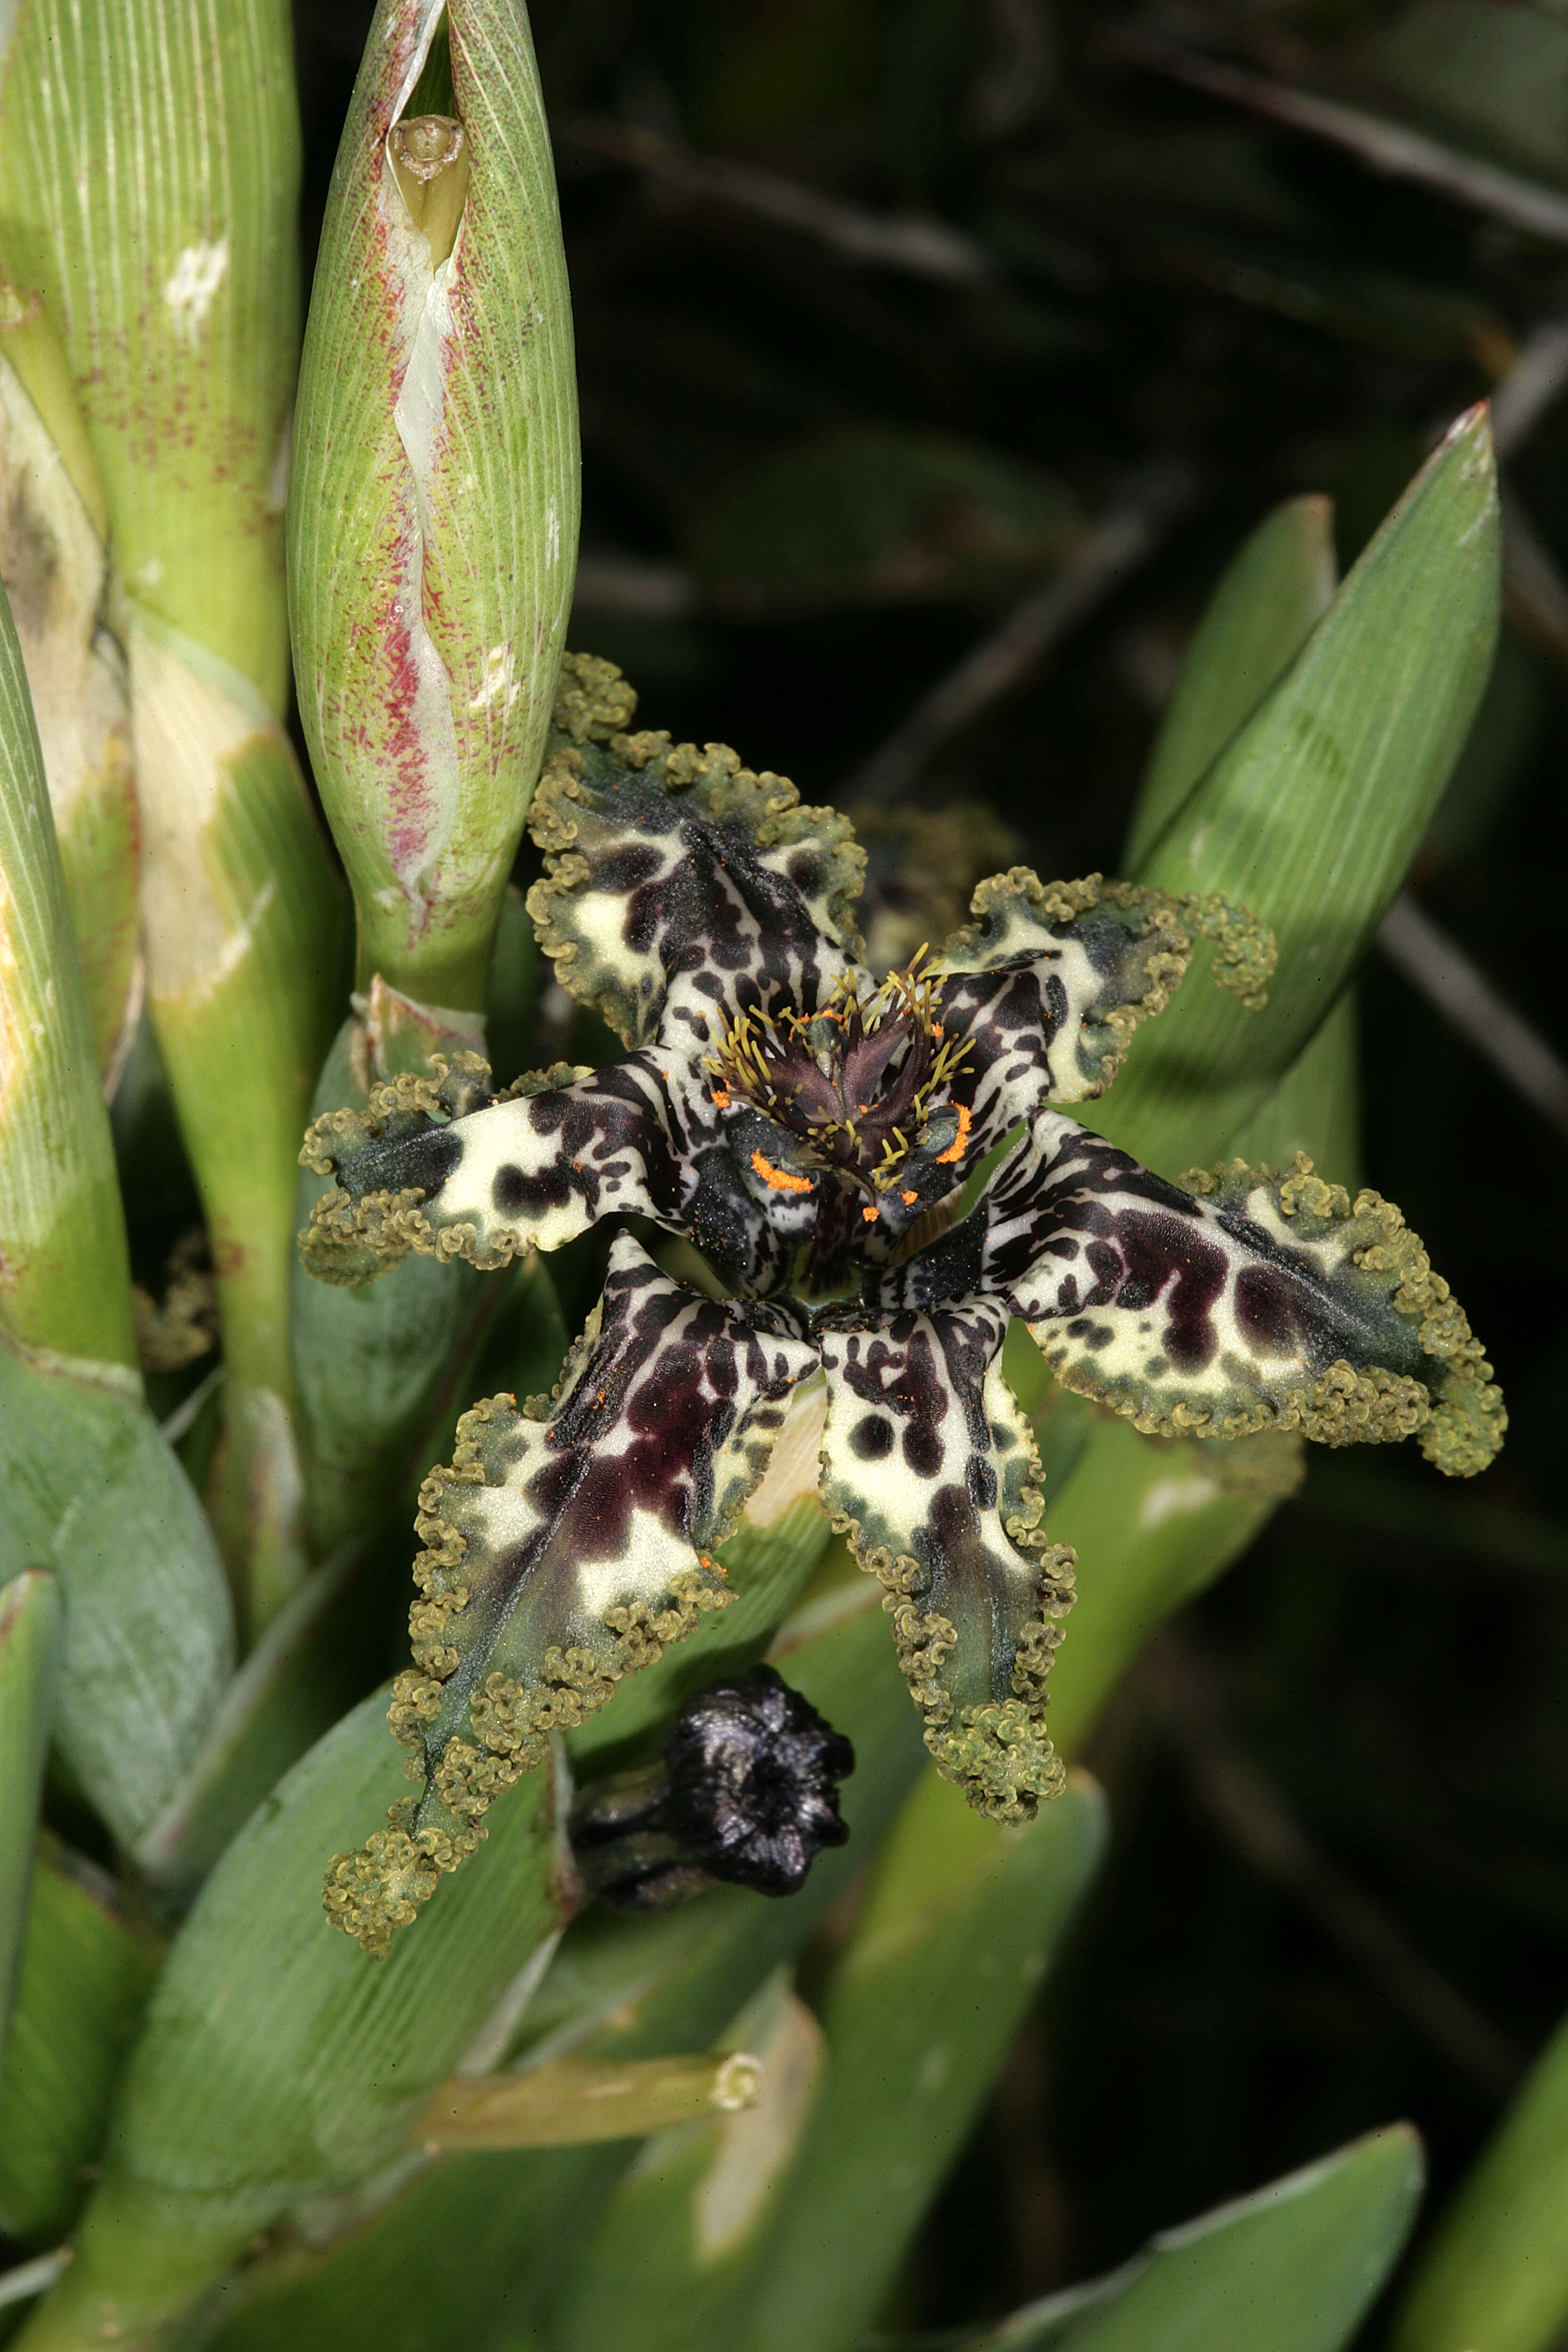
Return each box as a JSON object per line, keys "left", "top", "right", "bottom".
{"left": 304, "top": 1045, "right": 816, "bottom": 1297}
{"left": 324, "top": 1237, "right": 817, "bottom": 1951}
{"left": 311, "top": 656, "right": 1505, "bottom": 1949}
{"left": 884, "top": 1123, "right": 1503, "bottom": 1477}
{"left": 817, "top": 1298, "right": 1076, "bottom": 1821}
{"left": 527, "top": 727, "right": 865, "bottom": 1050}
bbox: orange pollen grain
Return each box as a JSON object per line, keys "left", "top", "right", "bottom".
{"left": 862, "top": 1205, "right": 878, "bottom": 1223}
{"left": 901, "top": 1189, "right": 918, "bottom": 1205}
{"left": 751, "top": 1149, "right": 813, "bottom": 1196}
{"left": 933, "top": 1102, "right": 972, "bottom": 1166}
{"left": 710, "top": 1085, "right": 731, "bottom": 1109}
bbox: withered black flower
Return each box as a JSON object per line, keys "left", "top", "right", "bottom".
{"left": 568, "top": 1667, "right": 853, "bottom": 1913}
{"left": 310, "top": 656, "right": 1504, "bottom": 1955}
{"left": 665, "top": 1666, "right": 853, "bottom": 1896}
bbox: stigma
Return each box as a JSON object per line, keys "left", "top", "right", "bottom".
{"left": 706, "top": 954, "right": 972, "bottom": 1204}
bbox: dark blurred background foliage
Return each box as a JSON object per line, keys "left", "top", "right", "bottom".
{"left": 274, "top": 0, "right": 1568, "bottom": 2329}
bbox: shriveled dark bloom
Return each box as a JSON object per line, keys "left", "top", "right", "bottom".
{"left": 311, "top": 655, "right": 1504, "bottom": 1955}
{"left": 569, "top": 1665, "right": 853, "bottom": 1913}
{"left": 666, "top": 1665, "right": 853, "bottom": 1894}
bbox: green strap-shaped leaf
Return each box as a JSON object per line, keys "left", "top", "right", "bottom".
{"left": 0, "top": 1345, "right": 235, "bottom": 1850}
{"left": 0, "top": 0, "right": 345, "bottom": 1633}
{"left": 544, "top": 1769, "right": 1104, "bottom": 2352}
{"left": 0, "top": 571, "right": 135, "bottom": 1367}
{"left": 0, "top": 1573, "right": 60, "bottom": 2081}
{"left": 1091, "top": 407, "right": 1499, "bottom": 1177}
{"left": 132, "top": 1539, "right": 380, "bottom": 1911}
{"left": 0, "top": 1846, "right": 160, "bottom": 2245}
{"left": 158, "top": 1582, "right": 930, "bottom": 2352}
{"left": 13, "top": 1686, "right": 569, "bottom": 2352}
{"left": 921, "top": 2123, "right": 1421, "bottom": 2352}
{"left": 0, "top": 0, "right": 300, "bottom": 713}
{"left": 1127, "top": 494, "right": 1338, "bottom": 868}
{"left": 0, "top": 304, "right": 138, "bottom": 1076}
{"left": 1389, "top": 2001, "right": 1568, "bottom": 2352}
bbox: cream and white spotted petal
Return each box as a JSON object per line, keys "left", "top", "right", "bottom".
{"left": 388, "top": 1233, "right": 821, "bottom": 1866}
{"left": 883, "top": 1120, "right": 1505, "bottom": 1474}
{"left": 302, "top": 1046, "right": 804, "bottom": 1296}
{"left": 526, "top": 727, "right": 865, "bottom": 1051}
{"left": 816, "top": 1298, "right": 1075, "bottom": 1824}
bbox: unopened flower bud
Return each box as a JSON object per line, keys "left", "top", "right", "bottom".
{"left": 289, "top": 0, "right": 580, "bottom": 1016}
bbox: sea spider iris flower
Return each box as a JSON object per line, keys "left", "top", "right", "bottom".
{"left": 305, "top": 659, "right": 1503, "bottom": 1954}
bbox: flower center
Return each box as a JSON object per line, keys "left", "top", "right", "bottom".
{"left": 706, "top": 954, "right": 972, "bottom": 1205}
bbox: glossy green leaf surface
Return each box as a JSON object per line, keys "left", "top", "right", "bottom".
{"left": 181, "top": 1585, "right": 929, "bottom": 2352}
{"left": 0, "top": 0, "right": 301, "bottom": 714}
{"left": 1127, "top": 494, "right": 1337, "bottom": 868}
{"left": 0, "top": 0, "right": 343, "bottom": 1635}
{"left": 0, "top": 1346, "right": 234, "bottom": 1848}
{"left": 15, "top": 1690, "right": 566, "bottom": 2351}
{"left": 0, "top": 570, "right": 135, "bottom": 1367}
{"left": 930, "top": 2124, "right": 1422, "bottom": 2352}
{"left": 1090, "top": 408, "right": 1499, "bottom": 1176}
{"left": 538, "top": 1768, "right": 1102, "bottom": 2352}
{"left": 0, "top": 1571, "right": 61, "bottom": 2075}
{"left": 0, "top": 1846, "right": 160, "bottom": 2244}
{"left": 690, "top": 1772, "right": 1106, "bottom": 2352}
{"left": 1390, "top": 2004, "right": 1568, "bottom": 2352}
{"left": 133, "top": 1542, "right": 383, "bottom": 1912}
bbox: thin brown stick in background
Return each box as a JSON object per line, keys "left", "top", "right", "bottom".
{"left": 841, "top": 466, "right": 1198, "bottom": 805}
{"left": 1378, "top": 893, "right": 1568, "bottom": 1146}
{"left": 1148, "top": 1639, "right": 1528, "bottom": 2102}
{"left": 1108, "top": 31, "right": 1568, "bottom": 246}
{"left": 557, "top": 112, "right": 996, "bottom": 286}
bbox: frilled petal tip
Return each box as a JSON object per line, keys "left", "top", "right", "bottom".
{"left": 322, "top": 1239, "right": 817, "bottom": 1952}
{"left": 321, "top": 1821, "right": 466, "bottom": 1961}
{"left": 933, "top": 871, "right": 1276, "bottom": 1116}
{"left": 817, "top": 1298, "right": 1077, "bottom": 1826}
{"left": 527, "top": 704, "right": 866, "bottom": 1052}
{"left": 1179, "top": 1156, "right": 1505, "bottom": 1475}
{"left": 297, "top": 1052, "right": 590, "bottom": 1284}
{"left": 550, "top": 650, "right": 640, "bottom": 746}
{"left": 1010, "top": 1147, "right": 1503, "bottom": 1476}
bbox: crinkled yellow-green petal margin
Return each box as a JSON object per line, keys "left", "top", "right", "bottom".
{"left": 1049, "top": 1153, "right": 1504, "bottom": 1476}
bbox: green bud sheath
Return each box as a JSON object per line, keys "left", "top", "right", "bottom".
{"left": 0, "top": 0, "right": 345, "bottom": 1632}
{"left": 0, "top": 571, "right": 136, "bottom": 1369}
{"left": 0, "top": 288, "right": 138, "bottom": 1079}
{"left": 289, "top": 0, "right": 580, "bottom": 1014}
